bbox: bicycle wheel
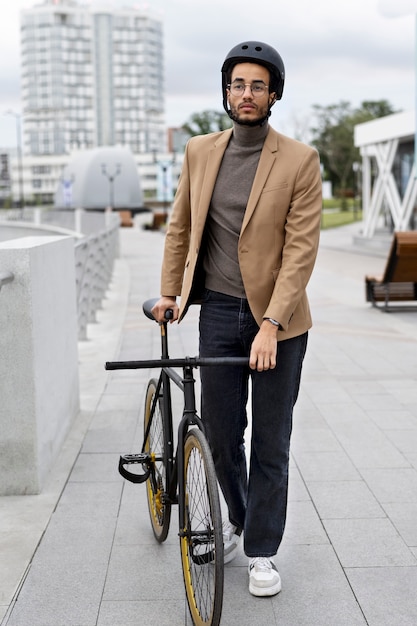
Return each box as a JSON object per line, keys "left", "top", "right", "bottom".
{"left": 180, "top": 428, "right": 224, "bottom": 626}
{"left": 143, "top": 378, "right": 172, "bottom": 542}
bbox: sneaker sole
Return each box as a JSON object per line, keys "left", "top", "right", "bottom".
{"left": 249, "top": 580, "right": 282, "bottom": 597}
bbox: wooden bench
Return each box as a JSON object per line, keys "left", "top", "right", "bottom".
{"left": 365, "top": 231, "right": 417, "bottom": 311}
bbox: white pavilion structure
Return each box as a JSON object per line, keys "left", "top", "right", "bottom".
{"left": 354, "top": 110, "right": 416, "bottom": 238}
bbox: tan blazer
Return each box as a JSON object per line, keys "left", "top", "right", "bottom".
{"left": 161, "top": 126, "right": 322, "bottom": 341}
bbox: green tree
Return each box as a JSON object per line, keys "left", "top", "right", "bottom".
{"left": 182, "top": 110, "right": 232, "bottom": 137}
{"left": 310, "top": 100, "right": 397, "bottom": 206}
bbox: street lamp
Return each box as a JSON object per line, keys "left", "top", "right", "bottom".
{"left": 5, "top": 110, "right": 24, "bottom": 215}
{"left": 152, "top": 150, "right": 176, "bottom": 224}
{"left": 101, "top": 163, "right": 121, "bottom": 209}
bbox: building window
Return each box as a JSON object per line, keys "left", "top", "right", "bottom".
{"left": 32, "top": 165, "right": 51, "bottom": 174}
{"left": 56, "top": 13, "right": 68, "bottom": 25}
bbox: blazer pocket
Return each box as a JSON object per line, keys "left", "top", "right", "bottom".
{"left": 261, "top": 182, "right": 288, "bottom": 194}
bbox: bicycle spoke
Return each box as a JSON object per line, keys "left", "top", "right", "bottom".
{"left": 181, "top": 429, "right": 223, "bottom": 626}
{"left": 144, "top": 379, "right": 171, "bottom": 542}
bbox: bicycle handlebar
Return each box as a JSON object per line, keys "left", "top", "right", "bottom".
{"left": 105, "top": 356, "right": 249, "bottom": 371}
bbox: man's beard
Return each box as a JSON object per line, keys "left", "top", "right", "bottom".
{"left": 228, "top": 103, "right": 271, "bottom": 127}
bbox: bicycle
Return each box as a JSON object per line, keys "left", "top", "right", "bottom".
{"left": 105, "top": 298, "right": 248, "bottom": 626}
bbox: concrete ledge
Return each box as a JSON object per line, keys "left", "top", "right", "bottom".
{"left": 0, "top": 236, "right": 80, "bottom": 495}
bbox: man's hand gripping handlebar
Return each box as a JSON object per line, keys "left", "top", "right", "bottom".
{"left": 151, "top": 296, "right": 178, "bottom": 323}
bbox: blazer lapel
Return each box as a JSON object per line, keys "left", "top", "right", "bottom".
{"left": 195, "top": 129, "right": 232, "bottom": 236}
{"left": 241, "top": 129, "right": 278, "bottom": 232}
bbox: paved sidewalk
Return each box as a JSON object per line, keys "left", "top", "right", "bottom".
{"left": 1, "top": 217, "right": 417, "bottom": 625}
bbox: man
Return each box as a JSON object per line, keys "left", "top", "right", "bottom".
{"left": 152, "top": 41, "right": 322, "bottom": 597}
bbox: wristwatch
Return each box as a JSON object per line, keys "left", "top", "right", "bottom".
{"left": 264, "top": 318, "right": 281, "bottom": 330}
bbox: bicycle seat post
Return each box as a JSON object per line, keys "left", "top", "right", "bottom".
{"left": 160, "top": 320, "right": 169, "bottom": 360}
{"left": 160, "top": 308, "right": 173, "bottom": 360}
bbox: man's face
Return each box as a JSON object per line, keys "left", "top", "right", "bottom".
{"left": 227, "top": 62, "right": 276, "bottom": 125}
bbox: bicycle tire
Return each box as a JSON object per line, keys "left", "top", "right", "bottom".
{"left": 180, "top": 428, "right": 224, "bottom": 626}
{"left": 143, "top": 378, "right": 172, "bottom": 542}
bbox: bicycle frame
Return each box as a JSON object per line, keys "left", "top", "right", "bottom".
{"left": 106, "top": 318, "right": 213, "bottom": 530}
{"left": 106, "top": 325, "right": 248, "bottom": 525}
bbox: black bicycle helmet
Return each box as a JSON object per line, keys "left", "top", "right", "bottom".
{"left": 221, "top": 41, "right": 285, "bottom": 120}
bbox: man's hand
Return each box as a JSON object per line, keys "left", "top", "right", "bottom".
{"left": 249, "top": 320, "right": 278, "bottom": 371}
{"left": 151, "top": 296, "right": 179, "bottom": 323}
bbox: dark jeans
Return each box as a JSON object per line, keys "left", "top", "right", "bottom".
{"left": 199, "top": 289, "right": 307, "bottom": 557}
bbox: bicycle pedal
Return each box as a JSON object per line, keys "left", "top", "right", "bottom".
{"left": 118, "top": 453, "right": 151, "bottom": 484}
{"left": 120, "top": 453, "right": 149, "bottom": 464}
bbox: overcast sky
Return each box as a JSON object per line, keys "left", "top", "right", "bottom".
{"left": 0, "top": 0, "right": 416, "bottom": 147}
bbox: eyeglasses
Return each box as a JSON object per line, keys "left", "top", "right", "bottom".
{"left": 227, "top": 81, "right": 269, "bottom": 97}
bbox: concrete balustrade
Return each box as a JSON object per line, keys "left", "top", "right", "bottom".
{"left": 0, "top": 236, "right": 80, "bottom": 495}
{"left": 75, "top": 221, "right": 119, "bottom": 340}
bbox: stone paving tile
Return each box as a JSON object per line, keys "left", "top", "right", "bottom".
{"left": 81, "top": 410, "right": 140, "bottom": 454}
{"left": 382, "top": 502, "right": 417, "bottom": 546}
{"left": 365, "top": 408, "right": 417, "bottom": 430}
{"left": 323, "top": 517, "right": 417, "bottom": 567}
{"left": 220, "top": 566, "right": 278, "bottom": 625}
{"left": 5, "top": 482, "right": 122, "bottom": 626}
{"left": 384, "top": 429, "right": 417, "bottom": 455}
{"left": 360, "top": 467, "right": 417, "bottom": 503}
{"left": 114, "top": 481, "right": 179, "bottom": 548}
{"left": 102, "top": 543, "right": 185, "bottom": 602}
{"left": 290, "top": 427, "right": 344, "bottom": 453}
{"left": 287, "top": 464, "right": 311, "bottom": 502}
{"left": 406, "top": 452, "right": 417, "bottom": 469}
{"left": 70, "top": 452, "right": 123, "bottom": 483}
{"left": 281, "top": 501, "right": 329, "bottom": 546}
{"left": 346, "top": 566, "right": 417, "bottom": 626}
{"left": 97, "top": 600, "right": 189, "bottom": 626}
{"left": 305, "top": 479, "right": 385, "bottom": 519}
{"left": 292, "top": 449, "right": 361, "bottom": 482}
{"left": 315, "top": 405, "right": 411, "bottom": 469}
{"left": 270, "top": 544, "right": 368, "bottom": 626}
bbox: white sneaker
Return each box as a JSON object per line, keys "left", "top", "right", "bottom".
{"left": 248, "top": 557, "right": 282, "bottom": 597}
{"left": 223, "top": 521, "right": 242, "bottom": 564}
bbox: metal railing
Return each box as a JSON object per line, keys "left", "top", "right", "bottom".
{"left": 0, "top": 271, "right": 14, "bottom": 292}
{"left": 75, "top": 218, "right": 119, "bottom": 340}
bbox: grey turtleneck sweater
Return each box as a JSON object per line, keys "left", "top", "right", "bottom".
{"left": 203, "top": 122, "right": 269, "bottom": 298}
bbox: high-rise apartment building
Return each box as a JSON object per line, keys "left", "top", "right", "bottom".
{"left": 20, "top": 0, "right": 165, "bottom": 156}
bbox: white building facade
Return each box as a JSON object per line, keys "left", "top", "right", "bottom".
{"left": 20, "top": 0, "right": 165, "bottom": 156}
{"left": 354, "top": 110, "right": 416, "bottom": 237}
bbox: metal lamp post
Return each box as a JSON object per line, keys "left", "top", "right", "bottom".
{"left": 101, "top": 163, "right": 121, "bottom": 209}
{"left": 152, "top": 150, "right": 176, "bottom": 224}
